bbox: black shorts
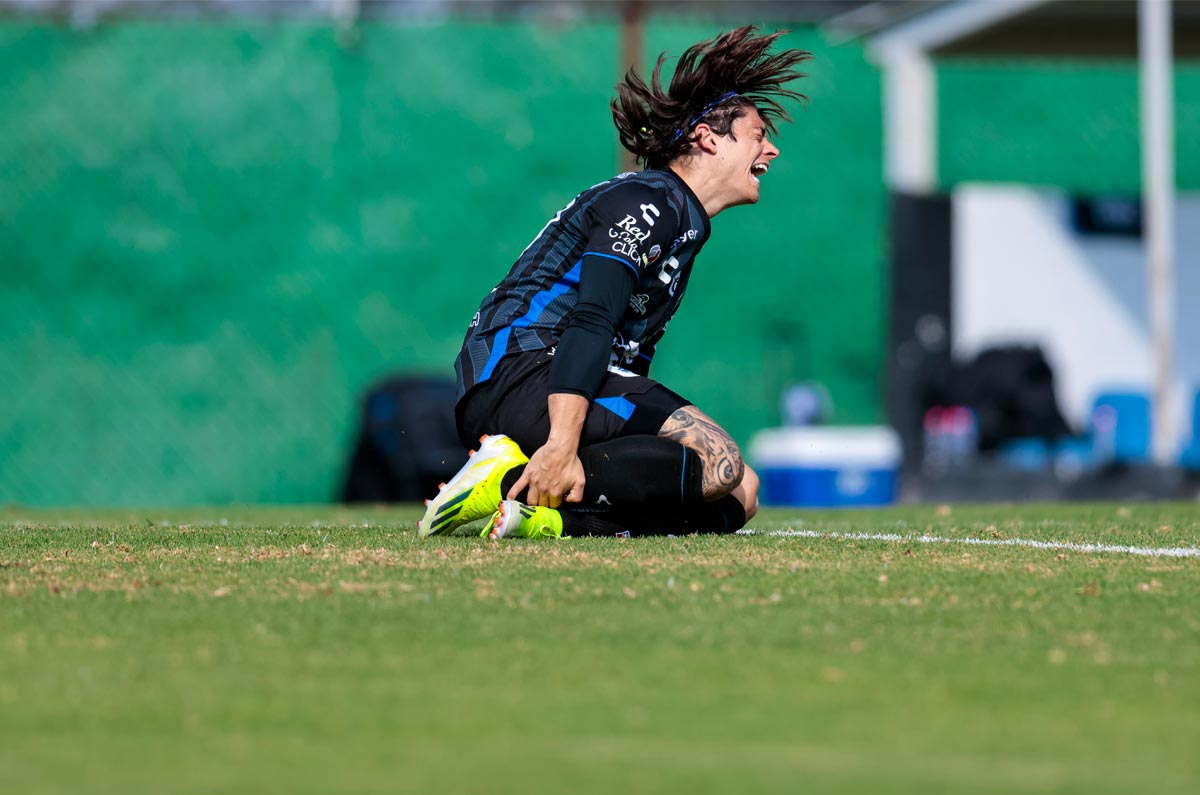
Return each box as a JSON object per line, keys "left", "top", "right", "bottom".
{"left": 456, "top": 350, "right": 691, "bottom": 453}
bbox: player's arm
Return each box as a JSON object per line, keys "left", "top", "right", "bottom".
{"left": 508, "top": 257, "right": 636, "bottom": 507}
{"left": 512, "top": 393, "right": 588, "bottom": 509}
{"left": 511, "top": 182, "right": 674, "bottom": 507}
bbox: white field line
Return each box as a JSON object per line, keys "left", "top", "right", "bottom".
{"left": 737, "top": 528, "right": 1200, "bottom": 559}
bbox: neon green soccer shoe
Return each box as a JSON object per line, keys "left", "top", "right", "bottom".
{"left": 418, "top": 435, "right": 529, "bottom": 537}
{"left": 482, "top": 499, "right": 564, "bottom": 540}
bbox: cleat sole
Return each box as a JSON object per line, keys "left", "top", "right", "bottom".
{"left": 483, "top": 499, "right": 520, "bottom": 540}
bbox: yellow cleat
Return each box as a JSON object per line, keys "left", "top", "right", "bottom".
{"left": 482, "top": 499, "right": 564, "bottom": 540}
{"left": 418, "top": 435, "right": 529, "bottom": 537}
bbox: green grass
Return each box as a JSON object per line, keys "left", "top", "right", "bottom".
{"left": 2, "top": 503, "right": 1198, "bottom": 794}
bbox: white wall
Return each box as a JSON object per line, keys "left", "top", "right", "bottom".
{"left": 952, "top": 184, "right": 1199, "bottom": 447}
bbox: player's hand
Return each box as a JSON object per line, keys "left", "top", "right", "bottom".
{"left": 508, "top": 441, "right": 586, "bottom": 508}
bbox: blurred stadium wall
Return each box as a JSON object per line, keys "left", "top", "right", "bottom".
{"left": 0, "top": 15, "right": 882, "bottom": 505}
{"left": 940, "top": 60, "right": 1200, "bottom": 190}
{"left": 2, "top": 6, "right": 1197, "bottom": 506}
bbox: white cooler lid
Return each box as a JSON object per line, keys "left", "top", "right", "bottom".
{"left": 749, "top": 426, "right": 901, "bottom": 468}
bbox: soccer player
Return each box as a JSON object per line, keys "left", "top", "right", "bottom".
{"left": 420, "top": 26, "right": 810, "bottom": 539}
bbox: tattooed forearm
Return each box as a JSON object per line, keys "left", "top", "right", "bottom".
{"left": 658, "top": 406, "right": 744, "bottom": 499}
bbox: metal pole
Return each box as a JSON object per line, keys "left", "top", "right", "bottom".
{"left": 882, "top": 46, "right": 936, "bottom": 195}
{"left": 1140, "top": 0, "right": 1176, "bottom": 465}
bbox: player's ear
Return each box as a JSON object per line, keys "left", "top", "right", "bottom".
{"left": 692, "top": 123, "right": 720, "bottom": 155}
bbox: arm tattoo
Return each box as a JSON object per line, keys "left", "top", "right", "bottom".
{"left": 658, "top": 406, "right": 744, "bottom": 499}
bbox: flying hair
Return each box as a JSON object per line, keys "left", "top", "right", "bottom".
{"left": 612, "top": 26, "right": 812, "bottom": 170}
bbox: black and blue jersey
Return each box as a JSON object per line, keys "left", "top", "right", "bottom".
{"left": 454, "top": 169, "right": 711, "bottom": 402}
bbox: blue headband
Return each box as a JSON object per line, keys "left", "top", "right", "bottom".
{"left": 672, "top": 91, "right": 741, "bottom": 142}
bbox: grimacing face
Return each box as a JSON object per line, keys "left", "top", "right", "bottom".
{"left": 720, "top": 108, "right": 780, "bottom": 207}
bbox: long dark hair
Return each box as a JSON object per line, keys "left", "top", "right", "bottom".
{"left": 612, "top": 26, "right": 811, "bottom": 170}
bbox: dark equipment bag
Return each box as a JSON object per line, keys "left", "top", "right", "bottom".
{"left": 947, "top": 345, "right": 1073, "bottom": 451}
{"left": 341, "top": 376, "right": 466, "bottom": 503}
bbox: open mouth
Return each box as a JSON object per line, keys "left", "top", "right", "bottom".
{"left": 750, "top": 162, "right": 769, "bottom": 184}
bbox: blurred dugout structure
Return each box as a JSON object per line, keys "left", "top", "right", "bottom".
{"left": 847, "top": 0, "right": 1200, "bottom": 501}
{"left": 2, "top": 0, "right": 1199, "bottom": 506}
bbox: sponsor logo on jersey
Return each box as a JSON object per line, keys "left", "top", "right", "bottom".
{"left": 670, "top": 229, "right": 699, "bottom": 249}
{"left": 640, "top": 203, "right": 661, "bottom": 226}
{"left": 628, "top": 293, "right": 649, "bottom": 315}
{"left": 646, "top": 244, "right": 662, "bottom": 265}
{"left": 609, "top": 214, "right": 651, "bottom": 260}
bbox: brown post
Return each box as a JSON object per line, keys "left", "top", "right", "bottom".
{"left": 618, "top": 0, "right": 645, "bottom": 174}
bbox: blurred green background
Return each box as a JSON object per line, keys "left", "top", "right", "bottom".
{"left": 1, "top": 16, "right": 1198, "bottom": 506}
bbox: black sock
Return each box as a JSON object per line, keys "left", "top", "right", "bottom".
{"left": 560, "top": 495, "right": 747, "bottom": 537}
{"left": 500, "top": 435, "right": 704, "bottom": 508}
{"left": 500, "top": 465, "right": 525, "bottom": 499}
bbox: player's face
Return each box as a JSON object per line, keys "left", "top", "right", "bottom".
{"left": 719, "top": 109, "right": 780, "bottom": 206}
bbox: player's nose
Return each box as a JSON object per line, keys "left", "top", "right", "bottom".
{"left": 764, "top": 139, "right": 780, "bottom": 159}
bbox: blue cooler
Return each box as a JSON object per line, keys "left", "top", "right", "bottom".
{"left": 749, "top": 426, "right": 901, "bottom": 507}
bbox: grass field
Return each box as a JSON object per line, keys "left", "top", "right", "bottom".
{"left": 2, "top": 502, "right": 1198, "bottom": 794}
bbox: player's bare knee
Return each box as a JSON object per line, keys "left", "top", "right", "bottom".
{"left": 739, "top": 465, "right": 760, "bottom": 521}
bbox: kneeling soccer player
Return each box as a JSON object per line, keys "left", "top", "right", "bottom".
{"left": 420, "top": 26, "right": 811, "bottom": 539}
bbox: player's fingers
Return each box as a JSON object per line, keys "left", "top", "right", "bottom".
{"left": 548, "top": 492, "right": 562, "bottom": 509}
{"left": 534, "top": 480, "right": 553, "bottom": 507}
{"left": 565, "top": 481, "right": 584, "bottom": 503}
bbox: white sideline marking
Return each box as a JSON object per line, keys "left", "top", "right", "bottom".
{"left": 737, "top": 528, "right": 1200, "bottom": 559}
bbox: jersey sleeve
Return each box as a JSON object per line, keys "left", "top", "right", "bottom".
{"left": 580, "top": 182, "right": 678, "bottom": 280}
{"left": 547, "top": 255, "right": 637, "bottom": 399}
